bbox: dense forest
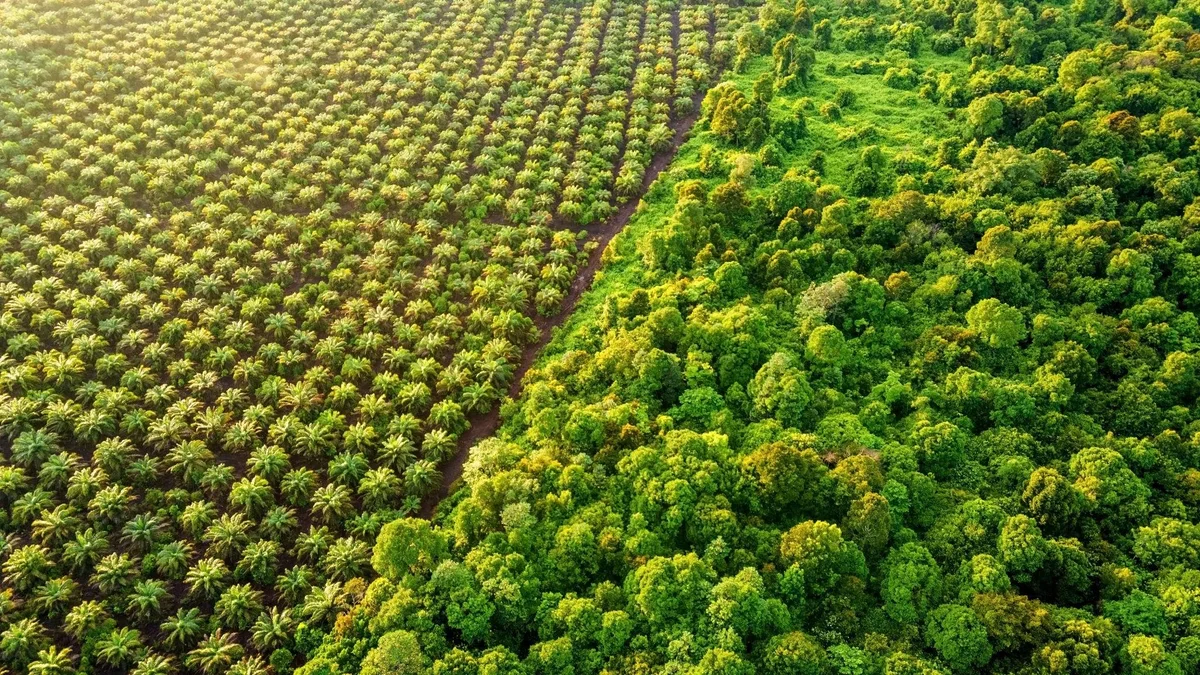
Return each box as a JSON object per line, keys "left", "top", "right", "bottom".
{"left": 307, "top": 0, "right": 1200, "bottom": 673}
{"left": 0, "top": 0, "right": 741, "bottom": 672}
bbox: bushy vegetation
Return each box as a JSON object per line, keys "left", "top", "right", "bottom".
{"left": 0, "top": 0, "right": 743, "bottom": 672}
{"left": 317, "top": 0, "right": 1200, "bottom": 673}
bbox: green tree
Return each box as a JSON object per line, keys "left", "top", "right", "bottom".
{"left": 926, "top": 604, "right": 993, "bottom": 672}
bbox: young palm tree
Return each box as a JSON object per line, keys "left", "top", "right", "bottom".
{"left": 0, "top": 617, "right": 47, "bottom": 668}
{"left": 65, "top": 467, "right": 107, "bottom": 505}
{"left": 199, "top": 464, "right": 235, "bottom": 498}
{"left": 29, "top": 576, "right": 77, "bottom": 620}
{"left": 30, "top": 504, "right": 79, "bottom": 547}
{"left": 202, "top": 512, "right": 251, "bottom": 560}
{"left": 280, "top": 467, "right": 319, "bottom": 506}
{"left": 154, "top": 540, "right": 194, "bottom": 580}
{"left": 27, "top": 644, "right": 74, "bottom": 675}
{"left": 378, "top": 435, "right": 418, "bottom": 471}
{"left": 126, "top": 579, "right": 169, "bottom": 622}
{"left": 185, "top": 557, "right": 230, "bottom": 600}
{"left": 63, "top": 601, "right": 107, "bottom": 640}
{"left": 322, "top": 537, "right": 371, "bottom": 581}
{"left": 246, "top": 445, "right": 290, "bottom": 483}
{"left": 215, "top": 584, "right": 263, "bottom": 630}
{"left": 310, "top": 483, "right": 354, "bottom": 523}
{"left": 229, "top": 654, "right": 271, "bottom": 675}
{"left": 121, "top": 513, "right": 164, "bottom": 552}
{"left": 185, "top": 630, "right": 244, "bottom": 675}
{"left": 179, "top": 499, "right": 218, "bottom": 537}
{"left": 404, "top": 459, "right": 441, "bottom": 496}
{"left": 94, "top": 627, "right": 143, "bottom": 670}
{"left": 11, "top": 488, "right": 54, "bottom": 526}
{"left": 10, "top": 429, "right": 60, "bottom": 468}
{"left": 421, "top": 428, "right": 456, "bottom": 463}
{"left": 86, "top": 479, "right": 133, "bottom": 520}
{"left": 292, "top": 526, "right": 335, "bottom": 564}
{"left": 161, "top": 607, "right": 206, "bottom": 649}
{"left": 166, "top": 440, "right": 214, "bottom": 487}
{"left": 3, "top": 544, "right": 54, "bottom": 592}
{"left": 228, "top": 475, "right": 274, "bottom": 517}
{"left": 258, "top": 505, "right": 298, "bottom": 541}
{"left": 299, "top": 581, "right": 347, "bottom": 625}
{"left": 61, "top": 527, "right": 109, "bottom": 574}
{"left": 358, "top": 467, "right": 402, "bottom": 510}
{"left": 130, "top": 652, "right": 175, "bottom": 675}
{"left": 250, "top": 606, "right": 293, "bottom": 652}
{"left": 327, "top": 452, "right": 369, "bottom": 486}
{"left": 275, "top": 564, "right": 316, "bottom": 605}
{"left": 235, "top": 540, "right": 280, "bottom": 584}
{"left": 89, "top": 552, "right": 137, "bottom": 596}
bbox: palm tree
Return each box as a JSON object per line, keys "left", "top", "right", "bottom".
{"left": 86, "top": 483, "right": 135, "bottom": 524}
{"left": 228, "top": 475, "right": 274, "bottom": 517}
{"left": 246, "top": 445, "right": 290, "bottom": 483}
{"left": 322, "top": 537, "right": 371, "bottom": 581}
{"left": 90, "top": 552, "right": 137, "bottom": 596}
{"left": 121, "top": 513, "right": 164, "bottom": 552}
{"left": 292, "top": 525, "right": 334, "bottom": 563}
{"left": 126, "top": 579, "right": 169, "bottom": 622}
{"left": 63, "top": 601, "right": 107, "bottom": 640}
{"left": 199, "top": 464, "right": 235, "bottom": 498}
{"left": 275, "top": 564, "right": 316, "bottom": 605}
{"left": 280, "top": 467, "right": 319, "bottom": 506}
{"left": 378, "top": 434, "right": 418, "bottom": 471}
{"left": 234, "top": 540, "right": 280, "bottom": 584}
{"left": 229, "top": 654, "right": 271, "bottom": 675}
{"left": 3, "top": 544, "right": 54, "bottom": 592}
{"left": 460, "top": 381, "right": 497, "bottom": 414}
{"left": 154, "top": 540, "right": 194, "bottom": 579}
{"left": 222, "top": 418, "right": 259, "bottom": 453}
{"left": 60, "top": 528, "right": 109, "bottom": 576}
{"left": 130, "top": 652, "right": 176, "bottom": 675}
{"left": 422, "top": 428, "right": 456, "bottom": 463}
{"left": 278, "top": 379, "right": 322, "bottom": 413}
{"left": 31, "top": 504, "right": 79, "bottom": 547}
{"left": 327, "top": 453, "right": 369, "bottom": 486}
{"left": 358, "top": 467, "right": 402, "bottom": 510}
{"left": 161, "top": 607, "right": 206, "bottom": 649}
{"left": 65, "top": 467, "right": 107, "bottom": 506}
{"left": 404, "top": 459, "right": 441, "bottom": 496}
{"left": 10, "top": 429, "right": 60, "bottom": 468}
{"left": 293, "top": 421, "right": 334, "bottom": 458}
{"left": 203, "top": 512, "right": 252, "bottom": 561}
{"left": 185, "top": 557, "right": 230, "bottom": 600}
{"left": 299, "top": 581, "right": 347, "bottom": 625}
{"left": 310, "top": 483, "right": 354, "bottom": 523}
{"left": 0, "top": 618, "right": 47, "bottom": 667}
{"left": 258, "top": 506, "right": 298, "bottom": 541}
{"left": 215, "top": 584, "right": 263, "bottom": 630}
{"left": 94, "top": 437, "right": 135, "bottom": 477}
{"left": 95, "top": 627, "right": 143, "bottom": 670}
{"left": 36, "top": 452, "right": 80, "bottom": 491}
{"left": 186, "top": 630, "right": 243, "bottom": 675}
{"left": 27, "top": 644, "right": 74, "bottom": 675}
{"left": 12, "top": 488, "right": 55, "bottom": 526}
{"left": 29, "top": 576, "right": 77, "bottom": 620}
{"left": 250, "top": 606, "right": 292, "bottom": 651}
{"left": 178, "top": 499, "right": 219, "bottom": 537}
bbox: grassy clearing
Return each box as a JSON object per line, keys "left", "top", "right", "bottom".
{"left": 529, "top": 47, "right": 967, "bottom": 370}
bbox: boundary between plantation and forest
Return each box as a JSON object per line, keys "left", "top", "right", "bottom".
{"left": 418, "top": 11, "right": 717, "bottom": 518}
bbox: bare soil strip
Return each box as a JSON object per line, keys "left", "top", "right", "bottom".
{"left": 418, "top": 91, "right": 706, "bottom": 519}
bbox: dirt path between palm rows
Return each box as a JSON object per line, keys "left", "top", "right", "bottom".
{"left": 419, "top": 17, "right": 713, "bottom": 519}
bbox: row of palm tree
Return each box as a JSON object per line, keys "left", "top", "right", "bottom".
{"left": 0, "top": 0, "right": 735, "bottom": 671}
